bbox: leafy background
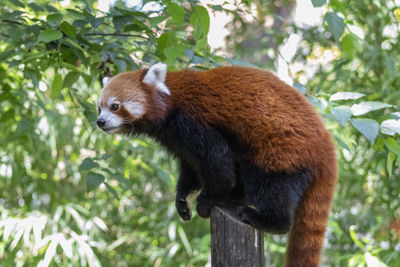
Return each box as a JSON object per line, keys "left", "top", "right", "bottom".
{"left": 1, "top": 0, "right": 400, "bottom": 266}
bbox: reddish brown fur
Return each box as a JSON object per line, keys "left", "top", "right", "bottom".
{"left": 104, "top": 66, "right": 338, "bottom": 266}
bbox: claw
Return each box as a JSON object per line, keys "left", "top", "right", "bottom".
{"left": 176, "top": 198, "right": 192, "bottom": 221}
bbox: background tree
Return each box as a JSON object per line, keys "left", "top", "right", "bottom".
{"left": 0, "top": 0, "right": 399, "bottom": 266}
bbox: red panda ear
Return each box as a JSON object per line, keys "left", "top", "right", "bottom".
{"left": 102, "top": 77, "right": 111, "bottom": 87}
{"left": 142, "top": 63, "right": 170, "bottom": 95}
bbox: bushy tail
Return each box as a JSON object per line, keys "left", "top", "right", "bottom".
{"left": 285, "top": 165, "right": 337, "bottom": 267}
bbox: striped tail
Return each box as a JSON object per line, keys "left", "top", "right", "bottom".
{"left": 285, "top": 164, "right": 337, "bottom": 267}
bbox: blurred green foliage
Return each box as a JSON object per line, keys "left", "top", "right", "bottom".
{"left": 0, "top": 0, "right": 399, "bottom": 266}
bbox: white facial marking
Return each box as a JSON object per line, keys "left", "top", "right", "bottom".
{"left": 98, "top": 108, "right": 123, "bottom": 131}
{"left": 143, "top": 62, "right": 171, "bottom": 95}
{"left": 124, "top": 101, "right": 145, "bottom": 118}
{"left": 107, "top": 97, "right": 118, "bottom": 107}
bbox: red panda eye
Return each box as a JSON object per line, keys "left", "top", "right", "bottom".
{"left": 111, "top": 103, "right": 119, "bottom": 111}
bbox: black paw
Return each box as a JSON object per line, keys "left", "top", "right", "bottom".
{"left": 237, "top": 206, "right": 255, "bottom": 225}
{"left": 196, "top": 199, "right": 213, "bottom": 218}
{"left": 176, "top": 199, "right": 192, "bottom": 221}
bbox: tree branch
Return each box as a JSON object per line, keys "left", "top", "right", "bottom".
{"left": 85, "top": 32, "right": 148, "bottom": 39}
{"left": 1, "top": 19, "right": 149, "bottom": 40}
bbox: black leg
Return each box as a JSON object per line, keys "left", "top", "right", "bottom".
{"left": 159, "top": 110, "right": 237, "bottom": 219}
{"left": 237, "top": 162, "right": 311, "bottom": 234}
{"left": 195, "top": 145, "right": 237, "bottom": 218}
{"left": 176, "top": 161, "right": 201, "bottom": 220}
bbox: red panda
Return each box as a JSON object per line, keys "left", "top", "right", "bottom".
{"left": 97, "top": 63, "right": 337, "bottom": 267}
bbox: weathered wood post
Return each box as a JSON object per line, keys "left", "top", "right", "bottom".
{"left": 210, "top": 207, "right": 265, "bottom": 267}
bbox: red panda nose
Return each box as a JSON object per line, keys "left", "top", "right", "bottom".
{"left": 97, "top": 118, "right": 106, "bottom": 128}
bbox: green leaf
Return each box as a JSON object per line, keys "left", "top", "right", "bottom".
{"left": 112, "top": 15, "right": 131, "bottom": 31}
{"left": 90, "top": 17, "right": 104, "bottom": 29}
{"left": 80, "top": 158, "right": 99, "bottom": 171}
{"left": 351, "top": 118, "right": 379, "bottom": 144}
{"left": 333, "top": 132, "right": 351, "bottom": 151}
{"left": 311, "top": 0, "right": 326, "bottom": 7}
{"left": 376, "top": 137, "right": 384, "bottom": 151}
{"left": 196, "top": 38, "right": 208, "bottom": 51}
{"left": 330, "top": 106, "right": 352, "bottom": 126}
{"left": 386, "top": 152, "right": 395, "bottom": 176}
{"left": 380, "top": 119, "right": 400, "bottom": 136}
{"left": 150, "top": 15, "right": 168, "bottom": 27}
{"left": 178, "top": 226, "right": 193, "bottom": 254}
{"left": 0, "top": 10, "right": 23, "bottom": 20}
{"left": 351, "top": 101, "right": 393, "bottom": 116}
{"left": 64, "top": 38, "right": 87, "bottom": 56}
{"left": 164, "top": 44, "right": 185, "bottom": 64}
{"left": 29, "top": 2, "right": 44, "bottom": 11}
{"left": 167, "top": 3, "right": 185, "bottom": 26}
{"left": 37, "top": 29, "right": 63, "bottom": 43}
{"left": 341, "top": 34, "right": 355, "bottom": 59}
{"left": 60, "top": 21, "right": 77, "bottom": 39}
{"left": 349, "top": 225, "right": 364, "bottom": 249}
{"left": 51, "top": 74, "right": 63, "bottom": 99}
{"left": 0, "top": 50, "right": 14, "bottom": 62}
{"left": 45, "top": 4, "right": 59, "bottom": 13}
{"left": 62, "top": 71, "right": 80, "bottom": 88}
{"left": 61, "top": 61, "right": 80, "bottom": 72}
{"left": 210, "top": 5, "right": 223, "bottom": 11}
{"left": 158, "top": 32, "right": 178, "bottom": 59}
{"left": 330, "top": 92, "right": 365, "bottom": 101}
{"left": 86, "top": 172, "right": 104, "bottom": 192}
{"left": 385, "top": 56, "right": 396, "bottom": 77}
{"left": 324, "top": 12, "right": 345, "bottom": 43}
{"left": 385, "top": 138, "right": 400, "bottom": 157}
{"left": 9, "top": 0, "right": 25, "bottom": 8}
{"left": 114, "top": 59, "right": 127, "bottom": 72}
{"left": 190, "top": 6, "right": 210, "bottom": 41}
{"left": 101, "top": 154, "right": 113, "bottom": 160}
{"left": 104, "top": 182, "right": 119, "bottom": 199}
{"left": 46, "top": 14, "right": 63, "bottom": 26}
{"left": 330, "top": 0, "right": 347, "bottom": 14}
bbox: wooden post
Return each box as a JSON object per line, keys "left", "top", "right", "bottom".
{"left": 210, "top": 207, "right": 265, "bottom": 267}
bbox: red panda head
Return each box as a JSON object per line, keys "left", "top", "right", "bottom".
{"left": 96, "top": 63, "right": 170, "bottom": 134}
